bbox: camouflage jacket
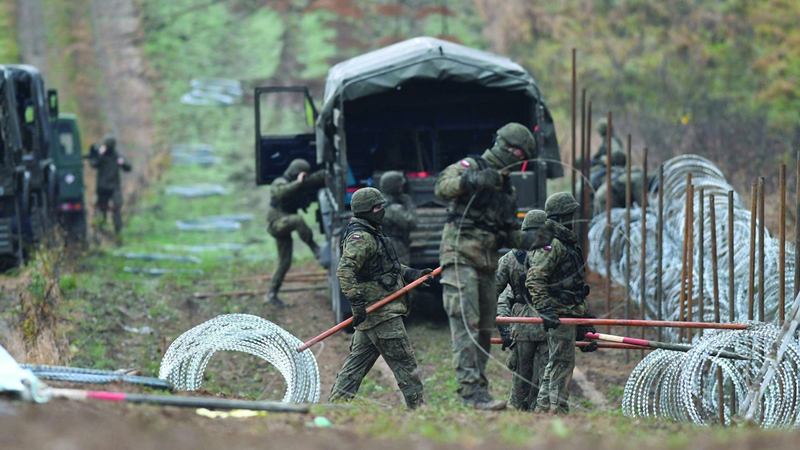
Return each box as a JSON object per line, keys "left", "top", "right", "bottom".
{"left": 90, "top": 150, "right": 131, "bottom": 192}
{"left": 266, "top": 169, "right": 325, "bottom": 223}
{"left": 496, "top": 250, "right": 545, "bottom": 341}
{"left": 435, "top": 156, "right": 522, "bottom": 272}
{"left": 382, "top": 193, "right": 417, "bottom": 246}
{"left": 337, "top": 217, "right": 412, "bottom": 330}
{"left": 525, "top": 220, "right": 587, "bottom": 317}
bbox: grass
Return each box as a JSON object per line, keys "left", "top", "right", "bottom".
{"left": 0, "top": 0, "right": 19, "bottom": 63}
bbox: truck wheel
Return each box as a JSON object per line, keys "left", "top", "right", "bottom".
{"left": 68, "top": 212, "right": 87, "bottom": 241}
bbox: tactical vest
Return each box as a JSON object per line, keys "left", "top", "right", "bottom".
{"left": 340, "top": 221, "right": 402, "bottom": 290}
{"left": 447, "top": 157, "right": 517, "bottom": 232}
{"left": 270, "top": 177, "right": 314, "bottom": 214}
{"left": 547, "top": 233, "right": 587, "bottom": 306}
{"left": 508, "top": 249, "right": 534, "bottom": 308}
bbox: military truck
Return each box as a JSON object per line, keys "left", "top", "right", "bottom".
{"left": 255, "top": 37, "right": 562, "bottom": 323}
{"left": 52, "top": 114, "right": 87, "bottom": 239}
{"left": 0, "top": 67, "right": 26, "bottom": 265}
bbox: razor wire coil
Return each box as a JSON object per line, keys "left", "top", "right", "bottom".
{"left": 159, "top": 314, "right": 320, "bottom": 403}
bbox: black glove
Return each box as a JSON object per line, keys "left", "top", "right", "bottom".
{"left": 348, "top": 295, "right": 367, "bottom": 327}
{"left": 498, "top": 325, "right": 513, "bottom": 351}
{"left": 576, "top": 324, "right": 596, "bottom": 341}
{"left": 404, "top": 268, "right": 433, "bottom": 287}
{"left": 460, "top": 168, "right": 502, "bottom": 192}
{"left": 537, "top": 306, "right": 561, "bottom": 331}
{"left": 579, "top": 341, "right": 598, "bottom": 353}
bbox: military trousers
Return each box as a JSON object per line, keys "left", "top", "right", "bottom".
{"left": 96, "top": 188, "right": 123, "bottom": 233}
{"left": 267, "top": 214, "right": 317, "bottom": 293}
{"left": 535, "top": 323, "right": 576, "bottom": 414}
{"left": 507, "top": 340, "right": 549, "bottom": 411}
{"left": 328, "top": 317, "right": 424, "bottom": 409}
{"left": 441, "top": 263, "right": 496, "bottom": 398}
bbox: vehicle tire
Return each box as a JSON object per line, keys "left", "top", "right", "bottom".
{"left": 67, "top": 211, "right": 87, "bottom": 241}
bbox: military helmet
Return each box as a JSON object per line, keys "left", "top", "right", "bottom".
{"left": 284, "top": 158, "right": 311, "bottom": 180}
{"left": 610, "top": 151, "right": 626, "bottom": 167}
{"left": 351, "top": 187, "right": 386, "bottom": 214}
{"left": 521, "top": 209, "right": 547, "bottom": 231}
{"left": 379, "top": 171, "right": 406, "bottom": 196}
{"left": 596, "top": 118, "right": 609, "bottom": 137}
{"left": 487, "top": 123, "right": 536, "bottom": 169}
{"left": 545, "top": 192, "right": 580, "bottom": 217}
{"left": 103, "top": 134, "right": 116, "bottom": 149}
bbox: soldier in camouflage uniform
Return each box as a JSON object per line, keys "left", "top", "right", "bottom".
{"left": 266, "top": 159, "right": 326, "bottom": 307}
{"left": 379, "top": 171, "right": 417, "bottom": 265}
{"left": 495, "top": 209, "right": 549, "bottom": 411}
{"left": 592, "top": 152, "right": 654, "bottom": 215}
{"left": 329, "top": 187, "right": 433, "bottom": 409}
{"left": 435, "top": 123, "right": 545, "bottom": 410}
{"left": 526, "top": 192, "right": 597, "bottom": 415}
{"left": 89, "top": 134, "right": 132, "bottom": 235}
{"left": 590, "top": 119, "right": 625, "bottom": 167}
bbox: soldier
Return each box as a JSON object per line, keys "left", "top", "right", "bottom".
{"left": 495, "top": 209, "right": 549, "bottom": 411}
{"left": 526, "top": 192, "right": 597, "bottom": 415}
{"left": 379, "top": 171, "right": 417, "bottom": 265}
{"left": 89, "top": 134, "right": 131, "bottom": 235}
{"left": 328, "top": 187, "right": 432, "bottom": 409}
{"left": 435, "top": 123, "right": 544, "bottom": 410}
{"left": 590, "top": 119, "right": 624, "bottom": 167}
{"left": 265, "top": 159, "right": 326, "bottom": 307}
{"left": 592, "top": 152, "right": 654, "bottom": 215}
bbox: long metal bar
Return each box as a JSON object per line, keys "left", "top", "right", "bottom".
{"left": 584, "top": 332, "right": 748, "bottom": 361}
{"left": 605, "top": 111, "right": 613, "bottom": 330}
{"left": 779, "top": 164, "right": 786, "bottom": 324}
{"left": 297, "top": 267, "right": 441, "bottom": 352}
{"left": 679, "top": 173, "right": 691, "bottom": 342}
{"left": 571, "top": 48, "right": 577, "bottom": 198}
{"left": 687, "top": 184, "right": 695, "bottom": 341}
{"left": 640, "top": 148, "right": 648, "bottom": 356}
{"left": 625, "top": 135, "right": 632, "bottom": 362}
{"left": 749, "top": 182, "right": 757, "bottom": 320}
{"left": 728, "top": 189, "right": 735, "bottom": 415}
{"left": 758, "top": 176, "right": 766, "bottom": 321}
{"left": 710, "top": 194, "right": 721, "bottom": 323}
{"left": 490, "top": 338, "right": 646, "bottom": 350}
{"left": 584, "top": 100, "right": 592, "bottom": 266}
{"left": 657, "top": 164, "right": 664, "bottom": 341}
{"left": 580, "top": 88, "right": 588, "bottom": 226}
{"left": 495, "top": 317, "right": 748, "bottom": 329}
{"left": 698, "top": 187, "right": 704, "bottom": 337}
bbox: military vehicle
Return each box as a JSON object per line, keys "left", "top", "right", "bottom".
{"left": 0, "top": 67, "right": 26, "bottom": 264}
{"left": 52, "top": 114, "right": 87, "bottom": 238}
{"left": 255, "top": 37, "right": 562, "bottom": 323}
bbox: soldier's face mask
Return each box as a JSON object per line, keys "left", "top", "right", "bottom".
{"left": 357, "top": 203, "right": 385, "bottom": 224}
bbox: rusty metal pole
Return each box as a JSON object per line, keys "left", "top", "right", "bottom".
{"left": 657, "top": 164, "right": 664, "bottom": 342}
{"left": 679, "top": 174, "right": 692, "bottom": 342}
{"left": 580, "top": 88, "right": 588, "bottom": 248}
{"left": 698, "top": 188, "right": 705, "bottom": 338}
{"left": 779, "top": 164, "right": 786, "bottom": 324}
{"left": 711, "top": 192, "right": 724, "bottom": 424}
{"left": 571, "top": 48, "right": 577, "bottom": 198}
{"left": 727, "top": 189, "right": 735, "bottom": 415}
{"left": 584, "top": 101, "right": 593, "bottom": 267}
{"left": 795, "top": 152, "right": 800, "bottom": 299}
{"left": 687, "top": 184, "right": 695, "bottom": 342}
{"left": 605, "top": 112, "right": 613, "bottom": 331}
{"left": 640, "top": 148, "right": 648, "bottom": 357}
{"left": 758, "top": 176, "right": 765, "bottom": 322}
{"left": 625, "top": 135, "right": 632, "bottom": 362}
{"left": 748, "top": 182, "right": 757, "bottom": 320}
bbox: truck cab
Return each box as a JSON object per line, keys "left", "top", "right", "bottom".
{"left": 52, "top": 114, "right": 87, "bottom": 239}
{"left": 255, "top": 37, "right": 563, "bottom": 323}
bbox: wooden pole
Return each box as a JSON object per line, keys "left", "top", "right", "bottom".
{"left": 584, "top": 100, "right": 593, "bottom": 267}
{"left": 657, "top": 164, "right": 664, "bottom": 342}
{"left": 679, "top": 173, "right": 692, "bottom": 342}
{"left": 698, "top": 188, "right": 705, "bottom": 337}
{"left": 711, "top": 193, "right": 725, "bottom": 425}
{"left": 625, "top": 135, "right": 632, "bottom": 362}
{"left": 580, "top": 88, "right": 588, "bottom": 246}
{"left": 779, "top": 164, "right": 786, "bottom": 324}
{"left": 727, "top": 189, "right": 736, "bottom": 415}
{"left": 640, "top": 148, "right": 648, "bottom": 357}
{"left": 748, "top": 182, "right": 757, "bottom": 320}
{"left": 758, "top": 176, "right": 765, "bottom": 321}
{"left": 687, "top": 184, "right": 695, "bottom": 342}
{"left": 605, "top": 111, "right": 613, "bottom": 331}
{"left": 571, "top": 48, "right": 577, "bottom": 198}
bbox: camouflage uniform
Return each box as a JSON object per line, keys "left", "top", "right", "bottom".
{"left": 329, "top": 188, "right": 427, "bottom": 409}
{"left": 265, "top": 159, "right": 326, "bottom": 306}
{"left": 89, "top": 135, "right": 131, "bottom": 234}
{"left": 526, "top": 194, "right": 588, "bottom": 415}
{"left": 590, "top": 119, "right": 624, "bottom": 168}
{"left": 380, "top": 171, "right": 417, "bottom": 265}
{"left": 436, "top": 123, "right": 539, "bottom": 410}
{"left": 593, "top": 166, "right": 648, "bottom": 215}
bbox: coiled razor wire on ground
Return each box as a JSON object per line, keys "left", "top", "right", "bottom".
{"left": 171, "top": 144, "right": 221, "bottom": 166}
{"left": 589, "top": 154, "right": 796, "bottom": 341}
{"left": 622, "top": 322, "right": 800, "bottom": 428}
{"left": 175, "top": 214, "right": 254, "bottom": 232}
{"left": 181, "top": 78, "right": 243, "bottom": 106}
{"left": 159, "top": 314, "right": 320, "bottom": 403}
{"left": 20, "top": 365, "right": 171, "bottom": 389}
{"left": 166, "top": 185, "right": 229, "bottom": 197}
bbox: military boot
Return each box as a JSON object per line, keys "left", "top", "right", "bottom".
{"left": 462, "top": 390, "right": 506, "bottom": 411}
{"left": 265, "top": 289, "right": 286, "bottom": 308}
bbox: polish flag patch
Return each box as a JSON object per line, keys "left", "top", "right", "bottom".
{"left": 461, "top": 160, "right": 470, "bottom": 167}
{"left": 352, "top": 235, "right": 361, "bottom": 240}
{"left": 544, "top": 245, "right": 552, "bottom": 251}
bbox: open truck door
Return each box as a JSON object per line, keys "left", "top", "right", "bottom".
{"left": 254, "top": 86, "right": 319, "bottom": 185}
